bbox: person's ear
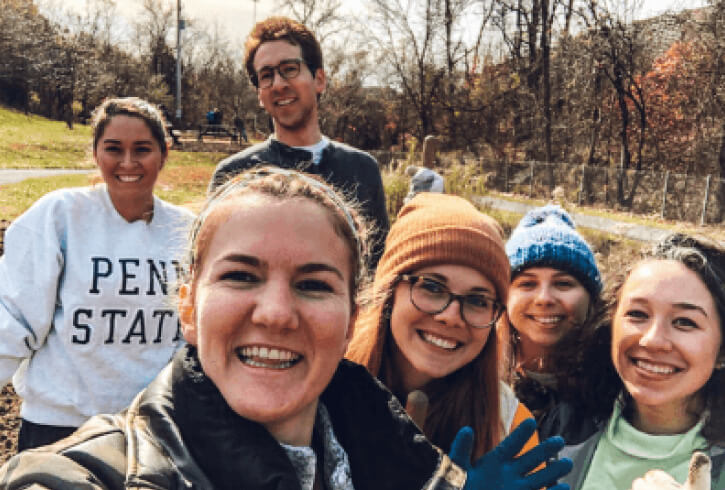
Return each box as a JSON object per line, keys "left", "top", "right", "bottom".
{"left": 178, "top": 282, "right": 198, "bottom": 346}
{"left": 314, "top": 68, "right": 326, "bottom": 96}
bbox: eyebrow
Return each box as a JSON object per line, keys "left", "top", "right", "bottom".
{"left": 552, "top": 271, "right": 576, "bottom": 279}
{"left": 627, "top": 298, "right": 710, "bottom": 318}
{"left": 514, "top": 271, "right": 537, "bottom": 279}
{"left": 219, "top": 254, "right": 260, "bottom": 267}
{"left": 218, "top": 254, "right": 343, "bottom": 280}
{"left": 258, "top": 58, "right": 300, "bottom": 71}
{"left": 101, "top": 138, "right": 155, "bottom": 145}
{"left": 299, "top": 263, "right": 344, "bottom": 280}
{"left": 420, "top": 273, "right": 495, "bottom": 295}
{"left": 672, "top": 302, "right": 709, "bottom": 318}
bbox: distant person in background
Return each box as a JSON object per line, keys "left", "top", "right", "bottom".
{"left": 405, "top": 135, "right": 444, "bottom": 203}
{"left": 233, "top": 114, "right": 248, "bottom": 143}
{"left": 0, "top": 97, "right": 194, "bottom": 451}
{"left": 209, "top": 16, "right": 389, "bottom": 266}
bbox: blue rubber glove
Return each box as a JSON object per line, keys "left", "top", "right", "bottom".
{"left": 449, "top": 418, "right": 573, "bottom": 490}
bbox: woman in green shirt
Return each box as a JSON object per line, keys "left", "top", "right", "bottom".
{"left": 549, "top": 233, "right": 725, "bottom": 489}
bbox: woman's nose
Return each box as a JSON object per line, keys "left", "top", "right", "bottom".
{"left": 119, "top": 150, "right": 134, "bottom": 167}
{"left": 639, "top": 319, "right": 672, "bottom": 351}
{"left": 250, "top": 282, "right": 298, "bottom": 331}
{"left": 534, "top": 284, "right": 555, "bottom": 304}
{"left": 433, "top": 298, "right": 466, "bottom": 328}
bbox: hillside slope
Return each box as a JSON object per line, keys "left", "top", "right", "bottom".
{"left": 0, "top": 105, "right": 93, "bottom": 169}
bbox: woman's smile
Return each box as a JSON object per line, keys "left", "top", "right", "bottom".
{"left": 418, "top": 330, "right": 460, "bottom": 351}
{"left": 236, "top": 345, "right": 303, "bottom": 369}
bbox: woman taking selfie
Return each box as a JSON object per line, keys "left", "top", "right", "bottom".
{"left": 0, "top": 169, "right": 572, "bottom": 490}
{"left": 554, "top": 234, "right": 725, "bottom": 489}
{"left": 347, "top": 193, "right": 539, "bottom": 461}
{"left": 500, "top": 204, "right": 602, "bottom": 432}
{"left": 0, "top": 97, "right": 193, "bottom": 450}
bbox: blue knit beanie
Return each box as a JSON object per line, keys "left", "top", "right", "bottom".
{"left": 505, "top": 204, "right": 602, "bottom": 297}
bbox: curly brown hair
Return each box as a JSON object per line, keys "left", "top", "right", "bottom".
{"left": 244, "top": 17, "right": 323, "bottom": 88}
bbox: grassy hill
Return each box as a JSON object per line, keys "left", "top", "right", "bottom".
{"left": 0, "top": 106, "right": 94, "bottom": 169}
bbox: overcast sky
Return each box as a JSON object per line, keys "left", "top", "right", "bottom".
{"left": 52, "top": 0, "right": 709, "bottom": 51}
{"left": 171, "top": 0, "right": 709, "bottom": 44}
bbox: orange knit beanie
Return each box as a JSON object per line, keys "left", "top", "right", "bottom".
{"left": 374, "top": 193, "right": 510, "bottom": 304}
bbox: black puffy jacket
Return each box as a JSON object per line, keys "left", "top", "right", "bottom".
{"left": 0, "top": 346, "right": 464, "bottom": 490}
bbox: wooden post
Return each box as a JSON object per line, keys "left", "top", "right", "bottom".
{"left": 529, "top": 162, "right": 535, "bottom": 197}
{"left": 701, "top": 175, "right": 711, "bottom": 226}
{"left": 661, "top": 171, "right": 669, "bottom": 219}
{"left": 504, "top": 163, "right": 509, "bottom": 193}
{"left": 578, "top": 164, "right": 586, "bottom": 205}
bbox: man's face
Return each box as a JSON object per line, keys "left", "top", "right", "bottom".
{"left": 253, "top": 40, "right": 325, "bottom": 137}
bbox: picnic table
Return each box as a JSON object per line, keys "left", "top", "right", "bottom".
{"left": 197, "top": 124, "right": 239, "bottom": 142}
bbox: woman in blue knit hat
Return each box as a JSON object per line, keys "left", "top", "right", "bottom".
{"left": 500, "top": 204, "right": 603, "bottom": 440}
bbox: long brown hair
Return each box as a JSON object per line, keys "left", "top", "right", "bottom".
{"left": 345, "top": 193, "right": 510, "bottom": 459}
{"left": 347, "top": 283, "right": 502, "bottom": 459}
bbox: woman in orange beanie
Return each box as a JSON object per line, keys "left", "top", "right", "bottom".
{"left": 346, "top": 193, "right": 538, "bottom": 460}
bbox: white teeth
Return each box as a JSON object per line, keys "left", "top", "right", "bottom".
{"left": 239, "top": 346, "right": 300, "bottom": 362}
{"left": 242, "top": 358, "right": 296, "bottom": 369}
{"left": 277, "top": 98, "right": 294, "bottom": 106}
{"left": 533, "top": 316, "right": 562, "bottom": 324}
{"left": 236, "top": 345, "right": 301, "bottom": 369}
{"left": 636, "top": 359, "right": 676, "bottom": 375}
{"left": 118, "top": 175, "right": 141, "bottom": 182}
{"left": 421, "top": 332, "right": 457, "bottom": 350}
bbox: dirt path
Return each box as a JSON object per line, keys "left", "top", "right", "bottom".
{"left": 0, "top": 169, "right": 94, "bottom": 185}
{"left": 475, "top": 195, "right": 671, "bottom": 242}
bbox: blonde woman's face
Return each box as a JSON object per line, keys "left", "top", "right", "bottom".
{"left": 389, "top": 264, "right": 497, "bottom": 391}
{"left": 179, "top": 196, "right": 354, "bottom": 446}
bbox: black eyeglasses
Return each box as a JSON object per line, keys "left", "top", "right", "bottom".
{"left": 400, "top": 274, "right": 503, "bottom": 329}
{"left": 254, "top": 58, "right": 305, "bottom": 89}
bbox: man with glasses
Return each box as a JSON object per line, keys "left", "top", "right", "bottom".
{"left": 209, "top": 16, "right": 389, "bottom": 266}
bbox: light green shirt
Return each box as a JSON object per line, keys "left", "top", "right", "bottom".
{"left": 581, "top": 401, "right": 706, "bottom": 490}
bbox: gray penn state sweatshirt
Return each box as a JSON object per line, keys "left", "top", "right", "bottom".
{"left": 0, "top": 185, "right": 193, "bottom": 426}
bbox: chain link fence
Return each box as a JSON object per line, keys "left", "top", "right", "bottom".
{"left": 371, "top": 150, "right": 725, "bottom": 225}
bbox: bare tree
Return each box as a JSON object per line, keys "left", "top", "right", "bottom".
{"left": 274, "top": 0, "right": 345, "bottom": 43}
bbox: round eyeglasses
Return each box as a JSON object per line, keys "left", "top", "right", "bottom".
{"left": 399, "top": 274, "right": 503, "bottom": 329}
{"left": 254, "top": 58, "right": 304, "bottom": 89}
